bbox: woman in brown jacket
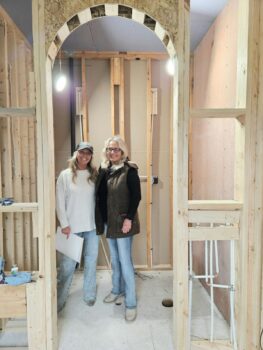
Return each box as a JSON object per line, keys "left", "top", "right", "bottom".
{"left": 95, "top": 135, "right": 141, "bottom": 322}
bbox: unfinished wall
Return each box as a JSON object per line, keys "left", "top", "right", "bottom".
{"left": 53, "top": 58, "right": 172, "bottom": 268}
{"left": 0, "top": 7, "right": 37, "bottom": 271}
{"left": 191, "top": 0, "right": 238, "bottom": 322}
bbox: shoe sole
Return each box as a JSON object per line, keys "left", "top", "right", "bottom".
{"left": 103, "top": 293, "right": 124, "bottom": 304}
{"left": 125, "top": 315, "right": 137, "bottom": 322}
{"left": 115, "top": 295, "right": 124, "bottom": 305}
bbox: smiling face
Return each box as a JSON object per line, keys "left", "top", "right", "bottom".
{"left": 106, "top": 141, "right": 123, "bottom": 164}
{"left": 76, "top": 149, "right": 92, "bottom": 169}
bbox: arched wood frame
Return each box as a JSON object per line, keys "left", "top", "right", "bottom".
{"left": 46, "top": 4, "right": 176, "bottom": 62}
{"left": 32, "top": 1, "right": 190, "bottom": 349}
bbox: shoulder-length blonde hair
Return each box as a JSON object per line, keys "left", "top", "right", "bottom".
{"left": 68, "top": 151, "right": 97, "bottom": 183}
{"left": 101, "top": 135, "right": 129, "bottom": 168}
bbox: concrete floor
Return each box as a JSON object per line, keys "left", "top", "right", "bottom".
{"left": 0, "top": 270, "right": 230, "bottom": 349}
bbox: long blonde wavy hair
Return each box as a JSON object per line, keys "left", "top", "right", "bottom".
{"left": 68, "top": 151, "right": 97, "bottom": 183}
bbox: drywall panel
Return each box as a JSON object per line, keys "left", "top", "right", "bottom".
{"left": 125, "top": 60, "right": 147, "bottom": 266}
{"left": 53, "top": 60, "right": 71, "bottom": 178}
{"left": 87, "top": 59, "right": 111, "bottom": 166}
{"left": 192, "top": 0, "right": 238, "bottom": 109}
{"left": 86, "top": 59, "right": 112, "bottom": 267}
{"left": 151, "top": 60, "right": 172, "bottom": 266}
{"left": 191, "top": 118, "right": 235, "bottom": 200}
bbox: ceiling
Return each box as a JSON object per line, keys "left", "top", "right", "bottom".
{"left": 0, "top": 0, "right": 228, "bottom": 52}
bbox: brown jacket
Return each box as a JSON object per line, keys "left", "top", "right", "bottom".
{"left": 95, "top": 162, "right": 140, "bottom": 238}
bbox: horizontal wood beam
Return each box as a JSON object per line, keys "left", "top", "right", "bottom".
{"left": 0, "top": 202, "right": 38, "bottom": 212}
{"left": 0, "top": 107, "right": 36, "bottom": 118}
{"left": 0, "top": 285, "right": 27, "bottom": 318}
{"left": 189, "top": 226, "right": 239, "bottom": 241}
{"left": 61, "top": 50, "right": 169, "bottom": 60}
{"left": 191, "top": 340, "right": 233, "bottom": 349}
{"left": 188, "top": 200, "right": 243, "bottom": 210}
{"left": 190, "top": 108, "right": 246, "bottom": 122}
{"left": 188, "top": 210, "right": 240, "bottom": 224}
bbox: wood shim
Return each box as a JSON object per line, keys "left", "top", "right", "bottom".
{"left": 155, "top": 22, "right": 166, "bottom": 41}
{"left": 167, "top": 40, "right": 176, "bottom": 57}
{"left": 105, "top": 4, "right": 118, "bottom": 17}
{"left": 47, "top": 41, "right": 58, "bottom": 61}
{"left": 78, "top": 8, "right": 92, "bottom": 24}
{"left": 57, "top": 23, "right": 70, "bottom": 43}
{"left": 132, "top": 9, "right": 145, "bottom": 24}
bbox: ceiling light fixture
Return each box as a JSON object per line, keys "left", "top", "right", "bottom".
{"left": 55, "top": 50, "right": 67, "bottom": 92}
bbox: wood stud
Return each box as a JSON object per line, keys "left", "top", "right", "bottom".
{"left": 146, "top": 59, "right": 153, "bottom": 269}
{"left": 81, "top": 57, "right": 89, "bottom": 141}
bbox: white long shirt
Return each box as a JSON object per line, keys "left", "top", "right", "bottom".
{"left": 56, "top": 168, "right": 96, "bottom": 234}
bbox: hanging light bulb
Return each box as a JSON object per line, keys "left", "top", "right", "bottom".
{"left": 166, "top": 57, "right": 175, "bottom": 76}
{"left": 56, "top": 74, "right": 67, "bottom": 92}
{"left": 55, "top": 50, "right": 67, "bottom": 92}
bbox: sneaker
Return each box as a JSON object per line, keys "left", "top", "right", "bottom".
{"left": 125, "top": 308, "right": 137, "bottom": 322}
{"left": 86, "top": 299, "right": 96, "bottom": 307}
{"left": 103, "top": 292, "right": 122, "bottom": 303}
{"left": 115, "top": 294, "right": 124, "bottom": 305}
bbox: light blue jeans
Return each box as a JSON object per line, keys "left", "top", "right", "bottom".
{"left": 57, "top": 229, "right": 99, "bottom": 312}
{"left": 107, "top": 236, "right": 136, "bottom": 309}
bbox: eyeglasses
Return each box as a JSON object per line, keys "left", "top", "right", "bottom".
{"left": 106, "top": 147, "right": 121, "bottom": 153}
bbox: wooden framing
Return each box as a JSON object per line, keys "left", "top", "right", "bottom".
{"left": 146, "top": 59, "right": 153, "bottom": 268}
{"left": 110, "top": 57, "right": 125, "bottom": 138}
{"left": 234, "top": 1, "right": 248, "bottom": 345}
{"left": 32, "top": 0, "right": 57, "bottom": 348}
{"left": 239, "top": 1, "right": 263, "bottom": 348}
{"left": 173, "top": 1, "right": 189, "bottom": 348}
{"left": 191, "top": 340, "right": 233, "bottom": 350}
{"left": 119, "top": 58, "right": 125, "bottom": 139}
{"left": 1, "top": 0, "right": 263, "bottom": 349}
{"left": 0, "top": 285, "right": 27, "bottom": 318}
{"left": 62, "top": 51, "right": 168, "bottom": 60}
{"left": 190, "top": 108, "right": 245, "bottom": 124}
{"left": 0, "top": 5, "right": 37, "bottom": 275}
{"left": 81, "top": 57, "right": 89, "bottom": 141}
{"left": 0, "top": 107, "right": 35, "bottom": 117}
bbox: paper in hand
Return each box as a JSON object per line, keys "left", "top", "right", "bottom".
{"left": 55, "top": 227, "right": 84, "bottom": 263}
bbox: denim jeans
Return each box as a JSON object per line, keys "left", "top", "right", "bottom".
{"left": 107, "top": 236, "right": 136, "bottom": 309}
{"left": 57, "top": 229, "right": 99, "bottom": 312}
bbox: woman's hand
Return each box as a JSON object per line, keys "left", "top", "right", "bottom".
{"left": 61, "top": 226, "right": 71, "bottom": 239}
{"left": 122, "top": 219, "right": 132, "bottom": 234}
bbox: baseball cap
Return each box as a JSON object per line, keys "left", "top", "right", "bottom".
{"left": 75, "top": 141, "right": 93, "bottom": 154}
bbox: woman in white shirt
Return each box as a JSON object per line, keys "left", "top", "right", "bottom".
{"left": 56, "top": 141, "right": 99, "bottom": 312}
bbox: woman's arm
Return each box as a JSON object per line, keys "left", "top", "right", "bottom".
{"left": 126, "top": 167, "right": 141, "bottom": 220}
{"left": 56, "top": 171, "right": 70, "bottom": 235}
